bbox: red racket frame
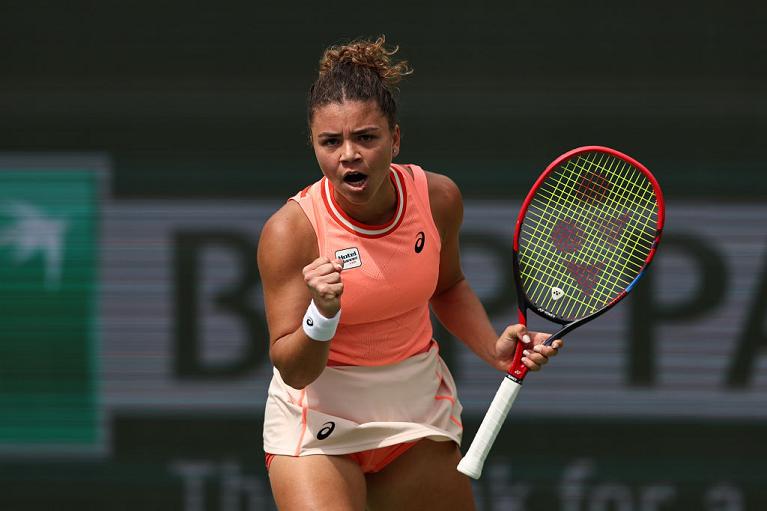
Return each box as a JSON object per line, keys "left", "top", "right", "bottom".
{"left": 506, "top": 146, "right": 665, "bottom": 382}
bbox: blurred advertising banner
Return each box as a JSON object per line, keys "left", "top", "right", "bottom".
{"left": 95, "top": 201, "right": 767, "bottom": 419}
{"left": 0, "top": 159, "right": 107, "bottom": 456}
{"left": 1, "top": 155, "right": 765, "bottom": 509}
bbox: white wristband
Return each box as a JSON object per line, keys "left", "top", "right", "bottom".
{"left": 302, "top": 300, "right": 341, "bottom": 342}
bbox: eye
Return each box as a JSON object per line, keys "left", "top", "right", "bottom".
{"left": 320, "top": 137, "right": 340, "bottom": 147}
{"left": 358, "top": 134, "right": 377, "bottom": 142}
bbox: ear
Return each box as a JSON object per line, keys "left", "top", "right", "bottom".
{"left": 392, "top": 124, "right": 401, "bottom": 157}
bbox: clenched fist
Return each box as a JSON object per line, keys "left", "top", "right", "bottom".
{"left": 303, "top": 257, "right": 344, "bottom": 318}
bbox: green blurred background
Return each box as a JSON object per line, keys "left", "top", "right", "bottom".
{"left": 0, "top": 1, "right": 765, "bottom": 510}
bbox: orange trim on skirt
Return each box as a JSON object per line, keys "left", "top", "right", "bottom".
{"left": 266, "top": 440, "right": 419, "bottom": 474}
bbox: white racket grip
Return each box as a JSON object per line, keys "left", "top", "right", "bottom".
{"left": 457, "top": 376, "right": 522, "bottom": 479}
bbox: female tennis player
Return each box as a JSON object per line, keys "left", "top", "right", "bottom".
{"left": 257, "top": 36, "right": 563, "bottom": 510}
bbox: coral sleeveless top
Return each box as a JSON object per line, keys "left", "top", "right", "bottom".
{"left": 289, "top": 164, "right": 441, "bottom": 366}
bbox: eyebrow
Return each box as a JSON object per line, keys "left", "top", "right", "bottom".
{"left": 317, "top": 126, "right": 381, "bottom": 138}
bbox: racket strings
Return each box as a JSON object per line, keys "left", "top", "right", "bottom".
{"left": 529, "top": 155, "right": 656, "bottom": 315}
{"left": 523, "top": 157, "right": 645, "bottom": 316}
{"left": 518, "top": 151, "right": 660, "bottom": 321}
{"left": 548, "top": 156, "right": 656, "bottom": 299}
{"left": 524, "top": 154, "right": 657, "bottom": 317}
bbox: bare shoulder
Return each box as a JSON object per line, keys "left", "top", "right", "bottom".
{"left": 425, "top": 171, "right": 464, "bottom": 240}
{"left": 258, "top": 200, "right": 319, "bottom": 346}
{"left": 257, "top": 200, "right": 318, "bottom": 277}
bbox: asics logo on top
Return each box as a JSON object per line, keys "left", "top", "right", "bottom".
{"left": 414, "top": 231, "right": 425, "bottom": 253}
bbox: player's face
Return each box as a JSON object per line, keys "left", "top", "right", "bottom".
{"left": 310, "top": 100, "right": 401, "bottom": 217}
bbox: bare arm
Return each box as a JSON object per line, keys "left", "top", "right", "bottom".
{"left": 257, "top": 201, "right": 343, "bottom": 389}
{"left": 426, "top": 172, "right": 561, "bottom": 372}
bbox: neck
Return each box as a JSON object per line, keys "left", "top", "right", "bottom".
{"left": 334, "top": 172, "right": 398, "bottom": 226}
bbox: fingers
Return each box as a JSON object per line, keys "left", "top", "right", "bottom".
{"left": 500, "top": 324, "right": 532, "bottom": 345}
{"left": 521, "top": 345, "right": 549, "bottom": 371}
{"left": 495, "top": 325, "right": 564, "bottom": 372}
{"left": 313, "top": 282, "right": 343, "bottom": 301}
{"left": 303, "top": 257, "right": 343, "bottom": 275}
{"left": 522, "top": 334, "right": 563, "bottom": 372}
{"left": 495, "top": 324, "right": 530, "bottom": 362}
{"left": 303, "top": 257, "right": 344, "bottom": 316}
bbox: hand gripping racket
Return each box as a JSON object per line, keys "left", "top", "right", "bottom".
{"left": 457, "top": 146, "right": 665, "bottom": 479}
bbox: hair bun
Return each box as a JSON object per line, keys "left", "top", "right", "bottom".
{"left": 319, "top": 36, "right": 412, "bottom": 89}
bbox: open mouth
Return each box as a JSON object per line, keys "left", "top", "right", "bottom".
{"left": 343, "top": 172, "right": 368, "bottom": 187}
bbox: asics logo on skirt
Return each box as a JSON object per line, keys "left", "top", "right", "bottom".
{"left": 317, "top": 421, "right": 336, "bottom": 440}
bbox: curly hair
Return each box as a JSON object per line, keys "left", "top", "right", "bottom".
{"left": 307, "top": 36, "right": 413, "bottom": 131}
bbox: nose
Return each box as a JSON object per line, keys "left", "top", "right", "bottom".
{"left": 339, "top": 140, "right": 361, "bottom": 163}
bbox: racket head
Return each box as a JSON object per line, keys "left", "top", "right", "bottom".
{"left": 512, "top": 146, "right": 664, "bottom": 325}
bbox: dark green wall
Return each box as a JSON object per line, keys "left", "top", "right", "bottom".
{"left": 1, "top": 0, "right": 764, "bottom": 198}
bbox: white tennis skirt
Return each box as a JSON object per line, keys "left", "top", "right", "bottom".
{"left": 263, "top": 342, "right": 463, "bottom": 456}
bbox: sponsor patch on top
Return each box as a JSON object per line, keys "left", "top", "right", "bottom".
{"left": 335, "top": 247, "right": 362, "bottom": 269}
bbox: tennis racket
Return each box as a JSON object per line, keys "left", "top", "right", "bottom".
{"left": 457, "top": 146, "right": 665, "bottom": 479}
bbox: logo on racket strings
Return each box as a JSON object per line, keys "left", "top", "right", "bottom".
{"left": 551, "top": 287, "right": 565, "bottom": 301}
